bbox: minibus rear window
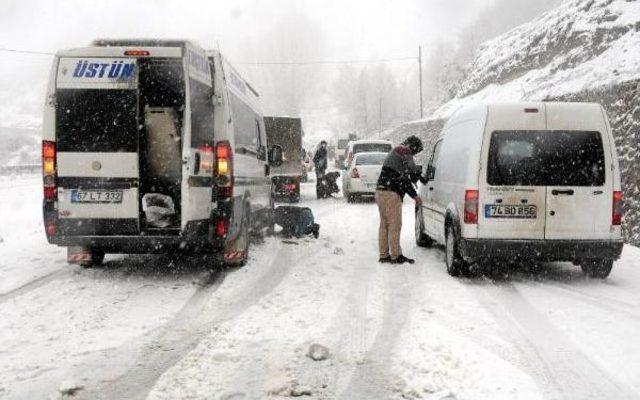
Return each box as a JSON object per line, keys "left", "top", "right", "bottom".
{"left": 487, "top": 131, "right": 605, "bottom": 186}
{"left": 353, "top": 143, "right": 392, "bottom": 154}
{"left": 56, "top": 89, "right": 137, "bottom": 152}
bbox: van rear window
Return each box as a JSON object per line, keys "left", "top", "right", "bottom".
{"left": 487, "top": 131, "right": 606, "bottom": 187}
{"left": 56, "top": 89, "right": 137, "bottom": 152}
{"left": 353, "top": 143, "right": 392, "bottom": 154}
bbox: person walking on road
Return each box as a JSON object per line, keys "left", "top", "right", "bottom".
{"left": 375, "top": 135, "right": 424, "bottom": 264}
{"left": 313, "top": 140, "right": 329, "bottom": 199}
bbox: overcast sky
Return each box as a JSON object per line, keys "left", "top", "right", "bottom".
{"left": 0, "top": 0, "right": 493, "bottom": 130}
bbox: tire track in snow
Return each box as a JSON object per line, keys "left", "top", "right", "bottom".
{"left": 467, "top": 279, "right": 638, "bottom": 400}
{"left": 75, "top": 266, "right": 228, "bottom": 400}
{"left": 529, "top": 280, "right": 640, "bottom": 322}
{"left": 339, "top": 262, "right": 416, "bottom": 399}
{"left": 210, "top": 204, "right": 377, "bottom": 398}
{"left": 0, "top": 268, "right": 69, "bottom": 304}
{"left": 80, "top": 203, "right": 341, "bottom": 400}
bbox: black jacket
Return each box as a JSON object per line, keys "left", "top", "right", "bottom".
{"left": 376, "top": 145, "right": 422, "bottom": 200}
{"left": 313, "top": 147, "right": 328, "bottom": 172}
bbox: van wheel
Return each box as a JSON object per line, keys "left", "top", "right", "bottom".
{"left": 415, "top": 207, "right": 433, "bottom": 247}
{"left": 80, "top": 249, "right": 105, "bottom": 268}
{"left": 346, "top": 194, "right": 354, "bottom": 203}
{"left": 581, "top": 259, "right": 613, "bottom": 279}
{"left": 445, "top": 225, "right": 469, "bottom": 277}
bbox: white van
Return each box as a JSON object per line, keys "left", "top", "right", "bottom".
{"left": 415, "top": 103, "right": 624, "bottom": 278}
{"left": 42, "top": 39, "right": 283, "bottom": 267}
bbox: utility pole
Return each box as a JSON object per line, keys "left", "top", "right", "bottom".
{"left": 418, "top": 45, "right": 424, "bottom": 119}
{"left": 379, "top": 95, "right": 382, "bottom": 137}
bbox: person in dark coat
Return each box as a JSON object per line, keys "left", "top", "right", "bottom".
{"left": 375, "top": 135, "right": 425, "bottom": 264}
{"left": 313, "top": 140, "right": 329, "bottom": 198}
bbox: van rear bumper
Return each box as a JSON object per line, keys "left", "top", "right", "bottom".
{"left": 459, "top": 239, "right": 624, "bottom": 262}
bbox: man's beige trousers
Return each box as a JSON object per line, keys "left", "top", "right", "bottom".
{"left": 376, "top": 190, "right": 402, "bottom": 259}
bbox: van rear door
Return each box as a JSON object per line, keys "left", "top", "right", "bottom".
{"left": 55, "top": 57, "right": 140, "bottom": 236}
{"left": 478, "top": 105, "right": 547, "bottom": 240}
{"left": 544, "top": 104, "right": 612, "bottom": 240}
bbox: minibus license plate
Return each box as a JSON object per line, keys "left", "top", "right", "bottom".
{"left": 485, "top": 204, "right": 537, "bottom": 219}
{"left": 71, "top": 190, "right": 123, "bottom": 203}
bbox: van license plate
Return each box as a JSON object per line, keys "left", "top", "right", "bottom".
{"left": 485, "top": 204, "right": 537, "bottom": 219}
{"left": 71, "top": 190, "right": 123, "bottom": 203}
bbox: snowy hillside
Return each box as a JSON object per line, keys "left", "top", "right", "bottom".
{"left": 446, "top": 0, "right": 640, "bottom": 110}
{"left": 425, "top": 0, "right": 640, "bottom": 243}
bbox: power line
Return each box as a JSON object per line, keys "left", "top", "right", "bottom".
{"left": 0, "top": 47, "right": 417, "bottom": 65}
{"left": 0, "top": 47, "right": 54, "bottom": 56}
{"left": 239, "top": 57, "right": 417, "bottom": 66}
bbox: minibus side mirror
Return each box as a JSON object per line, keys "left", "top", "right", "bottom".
{"left": 269, "top": 145, "right": 284, "bottom": 167}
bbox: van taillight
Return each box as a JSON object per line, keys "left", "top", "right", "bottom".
{"left": 613, "top": 191, "right": 623, "bottom": 226}
{"left": 350, "top": 168, "right": 360, "bottom": 179}
{"left": 42, "top": 140, "right": 57, "bottom": 201}
{"left": 215, "top": 141, "right": 233, "bottom": 198}
{"left": 464, "top": 190, "right": 479, "bottom": 224}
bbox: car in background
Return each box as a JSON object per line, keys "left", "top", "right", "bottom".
{"left": 335, "top": 138, "right": 350, "bottom": 169}
{"left": 343, "top": 152, "right": 388, "bottom": 202}
{"left": 345, "top": 139, "right": 393, "bottom": 167}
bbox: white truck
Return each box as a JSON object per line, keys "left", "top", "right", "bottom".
{"left": 264, "top": 116, "right": 303, "bottom": 202}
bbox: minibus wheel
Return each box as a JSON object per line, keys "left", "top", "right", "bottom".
{"left": 581, "top": 259, "right": 613, "bottom": 279}
{"left": 237, "top": 209, "right": 251, "bottom": 266}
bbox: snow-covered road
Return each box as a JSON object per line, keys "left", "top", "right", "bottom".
{"left": 1, "top": 175, "right": 640, "bottom": 400}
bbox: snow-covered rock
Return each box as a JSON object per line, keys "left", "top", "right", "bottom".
{"left": 306, "top": 343, "right": 331, "bottom": 361}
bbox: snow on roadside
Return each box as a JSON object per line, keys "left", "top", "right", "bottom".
{"left": 0, "top": 175, "right": 205, "bottom": 399}
{"left": 0, "top": 258, "right": 201, "bottom": 399}
{"left": 513, "top": 245, "right": 640, "bottom": 395}
{"left": 0, "top": 174, "right": 65, "bottom": 294}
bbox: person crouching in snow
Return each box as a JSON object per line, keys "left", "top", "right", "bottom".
{"left": 375, "top": 135, "right": 424, "bottom": 264}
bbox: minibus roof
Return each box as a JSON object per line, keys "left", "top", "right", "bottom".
{"left": 56, "top": 46, "right": 182, "bottom": 58}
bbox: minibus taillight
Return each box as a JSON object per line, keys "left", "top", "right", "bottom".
{"left": 464, "top": 190, "right": 479, "bottom": 224}
{"left": 350, "top": 168, "right": 360, "bottom": 179}
{"left": 613, "top": 191, "right": 623, "bottom": 226}
{"left": 215, "top": 141, "right": 233, "bottom": 198}
{"left": 42, "top": 140, "right": 57, "bottom": 201}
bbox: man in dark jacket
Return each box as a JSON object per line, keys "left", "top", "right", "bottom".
{"left": 376, "top": 135, "right": 424, "bottom": 264}
{"left": 313, "top": 140, "right": 329, "bottom": 198}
